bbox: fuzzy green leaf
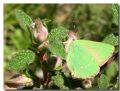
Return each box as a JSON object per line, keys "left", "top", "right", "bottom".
{"left": 66, "top": 40, "right": 114, "bottom": 79}
{"left": 52, "top": 72, "right": 69, "bottom": 89}
{"left": 98, "top": 74, "right": 109, "bottom": 89}
{"left": 48, "top": 26, "right": 68, "bottom": 42}
{"left": 15, "top": 10, "right": 33, "bottom": 29}
{"left": 8, "top": 50, "right": 35, "bottom": 72}
{"left": 112, "top": 4, "right": 118, "bottom": 25}
{"left": 48, "top": 26, "right": 68, "bottom": 59}
{"left": 105, "top": 61, "right": 118, "bottom": 80}
{"left": 49, "top": 42, "right": 66, "bottom": 59}
{"left": 103, "top": 34, "right": 118, "bottom": 46}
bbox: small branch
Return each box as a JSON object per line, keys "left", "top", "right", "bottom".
{"left": 38, "top": 40, "right": 49, "bottom": 50}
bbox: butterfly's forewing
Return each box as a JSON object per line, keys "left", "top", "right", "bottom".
{"left": 66, "top": 40, "right": 114, "bottom": 79}
{"left": 67, "top": 40, "right": 100, "bottom": 79}
{"left": 78, "top": 40, "right": 115, "bottom": 66}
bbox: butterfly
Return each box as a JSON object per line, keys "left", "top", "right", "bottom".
{"left": 66, "top": 40, "right": 114, "bottom": 79}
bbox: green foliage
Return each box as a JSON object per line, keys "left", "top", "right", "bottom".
{"left": 66, "top": 40, "right": 114, "bottom": 79}
{"left": 10, "top": 29, "right": 30, "bottom": 50}
{"left": 4, "top": 4, "right": 118, "bottom": 90}
{"left": 8, "top": 50, "right": 35, "bottom": 72}
{"left": 4, "top": 46, "right": 12, "bottom": 59}
{"left": 15, "top": 9, "right": 33, "bottom": 29}
{"left": 98, "top": 74, "right": 109, "bottom": 89}
{"left": 103, "top": 34, "right": 118, "bottom": 46}
{"left": 112, "top": 4, "right": 118, "bottom": 25}
{"left": 48, "top": 26, "right": 68, "bottom": 43}
{"left": 52, "top": 72, "right": 69, "bottom": 89}
{"left": 63, "top": 4, "right": 113, "bottom": 40}
{"left": 42, "top": 18, "right": 51, "bottom": 27}
{"left": 49, "top": 42, "right": 66, "bottom": 59}
{"left": 105, "top": 61, "right": 118, "bottom": 80}
{"left": 48, "top": 26, "right": 68, "bottom": 59}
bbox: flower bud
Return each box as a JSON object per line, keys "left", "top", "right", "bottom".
{"left": 33, "top": 18, "right": 48, "bottom": 42}
{"left": 7, "top": 74, "right": 33, "bottom": 86}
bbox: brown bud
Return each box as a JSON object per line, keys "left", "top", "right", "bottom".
{"left": 34, "top": 18, "right": 48, "bottom": 42}
{"left": 82, "top": 79, "right": 92, "bottom": 89}
{"left": 6, "top": 74, "right": 33, "bottom": 86}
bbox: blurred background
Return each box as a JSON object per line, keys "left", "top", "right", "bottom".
{"left": 4, "top": 4, "right": 118, "bottom": 65}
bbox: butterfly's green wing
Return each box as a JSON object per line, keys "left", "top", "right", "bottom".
{"left": 66, "top": 40, "right": 114, "bottom": 79}
{"left": 77, "top": 40, "right": 115, "bottom": 66}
